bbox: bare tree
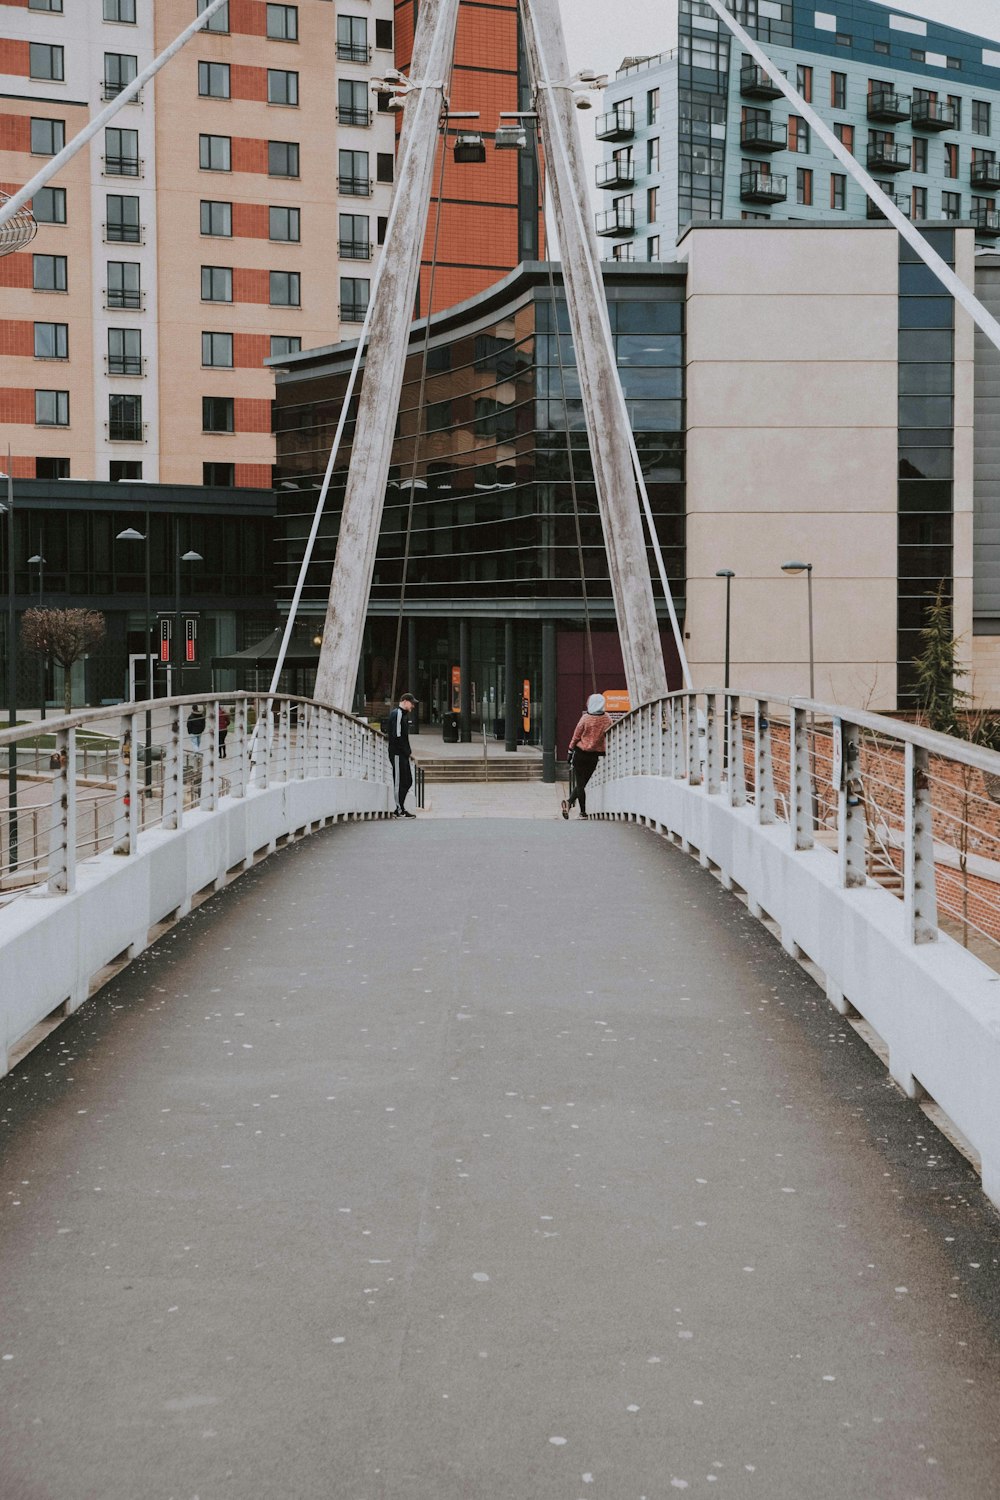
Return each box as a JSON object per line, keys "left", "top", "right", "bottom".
{"left": 20, "top": 608, "right": 106, "bottom": 716}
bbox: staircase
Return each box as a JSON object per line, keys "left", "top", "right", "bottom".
{"left": 415, "top": 755, "right": 545, "bottom": 784}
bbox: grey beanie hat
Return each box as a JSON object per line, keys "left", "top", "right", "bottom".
{"left": 586, "top": 692, "right": 606, "bottom": 714}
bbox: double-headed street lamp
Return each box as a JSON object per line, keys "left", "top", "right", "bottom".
{"left": 27, "top": 549, "right": 46, "bottom": 719}
{"left": 0, "top": 462, "right": 17, "bottom": 870}
{"left": 781, "top": 560, "right": 815, "bottom": 699}
{"left": 715, "top": 568, "right": 735, "bottom": 692}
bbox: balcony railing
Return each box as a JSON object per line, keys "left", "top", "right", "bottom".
{"left": 867, "top": 192, "right": 912, "bottom": 220}
{"left": 106, "top": 354, "right": 145, "bottom": 376}
{"left": 973, "top": 208, "right": 1000, "bottom": 236}
{"left": 336, "top": 105, "right": 372, "bottom": 127}
{"left": 102, "top": 80, "right": 140, "bottom": 102}
{"left": 740, "top": 118, "right": 787, "bottom": 152}
{"left": 335, "top": 41, "right": 370, "bottom": 63}
{"left": 102, "top": 154, "right": 142, "bottom": 177}
{"left": 596, "top": 158, "right": 635, "bottom": 189}
{"left": 106, "top": 418, "right": 147, "bottom": 442}
{"left": 338, "top": 239, "right": 372, "bottom": 260}
{"left": 595, "top": 108, "right": 635, "bottom": 142}
{"left": 866, "top": 89, "right": 910, "bottom": 123}
{"left": 912, "top": 98, "right": 957, "bottom": 131}
{"left": 740, "top": 63, "right": 783, "bottom": 99}
{"left": 972, "top": 159, "right": 1000, "bottom": 191}
{"left": 739, "top": 170, "right": 787, "bottom": 203}
{"left": 103, "top": 222, "right": 144, "bottom": 244}
{"left": 340, "top": 301, "right": 369, "bottom": 323}
{"left": 595, "top": 207, "right": 636, "bottom": 236}
{"left": 105, "top": 288, "right": 143, "bottom": 310}
{"left": 338, "top": 175, "right": 372, "bottom": 197}
{"left": 866, "top": 141, "right": 910, "bottom": 173}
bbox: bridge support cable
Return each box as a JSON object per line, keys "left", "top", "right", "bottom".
{"left": 0, "top": 0, "right": 230, "bottom": 234}
{"left": 313, "top": 0, "right": 462, "bottom": 712}
{"left": 702, "top": 0, "right": 1000, "bottom": 358}
{"left": 520, "top": 0, "right": 686, "bottom": 701}
{"left": 521, "top": 0, "right": 692, "bottom": 693}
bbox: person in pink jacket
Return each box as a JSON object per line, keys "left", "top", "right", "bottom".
{"left": 562, "top": 692, "right": 614, "bottom": 821}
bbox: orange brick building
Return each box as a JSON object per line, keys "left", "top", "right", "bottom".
{"left": 395, "top": 0, "right": 543, "bottom": 315}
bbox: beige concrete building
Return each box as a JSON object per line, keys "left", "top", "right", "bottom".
{"left": 0, "top": 0, "right": 397, "bottom": 485}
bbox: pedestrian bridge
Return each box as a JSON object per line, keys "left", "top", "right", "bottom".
{"left": 2, "top": 692, "right": 1000, "bottom": 1497}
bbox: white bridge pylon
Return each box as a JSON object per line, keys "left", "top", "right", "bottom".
{"left": 310, "top": 0, "right": 686, "bottom": 712}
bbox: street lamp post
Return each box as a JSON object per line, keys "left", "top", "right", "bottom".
{"left": 782, "top": 559, "right": 816, "bottom": 826}
{"left": 716, "top": 569, "right": 735, "bottom": 777}
{"left": 117, "top": 520, "right": 154, "bottom": 795}
{"left": 27, "top": 547, "right": 46, "bottom": 719}
{"left": 173, "top": 515, "right": 203, "bottom": 692}
{"left": 0, "top": 462, "right": 17, "bottom": 871}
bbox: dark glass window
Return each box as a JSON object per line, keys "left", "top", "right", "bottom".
{"left": 203, "top": 396, "right": 234, "bottom": 432}
{"left": 30, "top": 43, "right": 64, "bottom": 80}
{"left": 199, "top": 134, "right": 231, "bottom": 171}
{"left": 33, "top": 253, "right": 67, "bottom": 291}
{"left": 201, "top": 199, "right": 232, "bottom": 236}
{"left": 204, "top": 462, "right": 235, "bottom": 486}
{"left": 266, "top": 4, "right": 297, "bottom": 41}
{"left": 33, "top": 186, "right": 66, "bottom": 224}
{"left": 268, "top": 140, "right": 299, "bottom": 177}
{"left": 31, "top": 117, "right": 64, "bottom": 155}
{"left": 34, "top": 321, "right": 68, "bottom": 359}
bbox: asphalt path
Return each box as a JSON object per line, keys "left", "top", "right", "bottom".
{"left": 1, "top": 816, "right": 999, "bottom": 1500}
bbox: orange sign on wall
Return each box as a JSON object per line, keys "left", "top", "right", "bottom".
{"left": 602, "top": 690, "right": 631, "bottom": 715}
{"left": 451, "top": 666, "right": 461, "bottom": 713}
{"left": 522, "top": 679, "right": 531, "bottom": 735}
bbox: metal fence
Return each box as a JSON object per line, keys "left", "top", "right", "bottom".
{"left": 0, "top": 692, "right": 391, "bottom": 903}
{"left": 595, "top": 691, "right": 1000, "bottom": 964}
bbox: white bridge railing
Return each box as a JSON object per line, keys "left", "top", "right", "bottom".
{"left": 590, "top": 690, "right": 1000, "bottom": 1212}
{"left": 0, "top": 693, "right": 392, "bottom": 1074}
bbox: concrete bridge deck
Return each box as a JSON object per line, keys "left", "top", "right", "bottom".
{"left": 1, "top": 814, "right": 999, "bottom": 1499}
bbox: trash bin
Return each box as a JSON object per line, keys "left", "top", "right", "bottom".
{"left": 493, "top": 717, "right": 505, "bottom": 741}
{"left": 442, "top": 713, "right": 460, "bottom": 743}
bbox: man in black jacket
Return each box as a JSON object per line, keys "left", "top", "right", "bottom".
{"left": 387, "top": 693, "right": 417, "bottom": 817}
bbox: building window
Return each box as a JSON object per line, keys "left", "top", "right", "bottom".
{"left": 103, "top": 0, "right": 136, "bottom": 21}
{"left": 835, "top": 33, "right": 852, "bottom": 47}
{"left": 830, "top": 71, "right": 846, "bottom": 109}
{"left": 33, "top": 253, "right": 67, "bottom": 291}
{"left": 200, "top": 199, "right": 232, "bottom": 236}
{"left": 199, "top": 133, "right": 231, "bottom": 171}
{"left": 109, "top": 392, "right": 143, "bottom": 440}
{"left": 973, "top": 99, "right": 991, "bottom": 135}
{"left": 338, "top": 79, "right": 369, "bottom": 127}
{"left": 339, "top": 149, "right": 369, "bottom": 196}
{"left": 33, "top": 186, "right": 66, "bottom": 224}
{"left": 941, "top": 191, "right": 961, "bottom": 220}
{"left": 35, "top": 389, "right": 69, "bottom": 426}
{"left": 269, "top": 205, "right": 300, "bottom": 241}
{"left": 107, "top": 260, "right": 140, "bottom": 307}
{"left": 788, "top": 116, "right": 810, "bottom": 153}
{"left": 611, "top": 243, "right": 634, "bottom": 262}
{"left": 202, "top": 396, "right": 234, "bottom": 432}
{"left": 34, "top": 321, "right": 68, "bottom": 359}
{"left": 796, "top": 64, "right": 812, "bottom": 103}
{"left": 833, "top": 121, "right": 854, "bottom": 154}
{"left": 29, "top": 0, "right": 63, "bottom": 11}
{"left": 270, "top": 335, "right": 301, "bottom": 358}
{"left": 377, "top": 214, "right": 388, "bottom": 244}
{"left": 796, "top": 167, "right": 813, "bottom": 206}
{"left": 266, "top": 3, "right": 297, "bottom": 41}
{"left": 376, "top": 152, "right": 394, "bottom": 184}
{"left": 647, "top": 136, "right": 660, "bottom": 174}
{"left": 945, "top": 143, "right": 959, "bottom": 180}
{"left": 108, "top": 326, "right": 142, "bottom": 374}
{"left": 202, "top": 331, "right": 233, "bottom": 367}
{"left": 203, "top": 462, "right": 234, "bottom": 486}
{"left": 948, "top": 95, "right": 962, "bottom": 130}
{"left": 36, "top": 457, "right": 70, "bottom": 479}
{"left": 339, "top": 212, "right": 369, "bottom": 258}
{"left": 830, "top": 173, "right": 845, "bottom": 210}
{"left": 30, "top": 43, "right": 64, "bottom": 81}
{"left": 268, "top": 69, "right": 298, "bottom": 106}
{"left": 110, "top": 461, "right": 142, "bottom": 480}
{"left": 198, "top": 61, "right": 230, "bottom": 99}
{"left": 912, "top": 137, "right": 927, "bottom": 174}
{"left": 873, "top": 39, "right": 889, "bottom": 54}
{"left": 647, "top": 87, "right": 659, "bottom": 126}
{"left": 647, "top": 185, "right": 658, "bottom": 223}
{"left": 105, "top": 193, "right": 141, "bottom": 242}
{"left": 270, "top": 270, "right": 300, "bottom": 306}
{"left": 647, "top": 235, "right": 660, "bottom": 261}
{"left": 104, "top": 52, "right": 137, "bottom": 96}
{"left": 201, "top": 265, "right": 233, "bottom": 302}
{"left": 912, "top": 185, "right": 927, "bottom": 219}
{"left": 339, "top": 276, "right": 369, "bottom": 321}
{"left": 31, "top": 117, "right": 64, "bottom": 155}
{"left": 197, "top": 0, "right": 229, "bottom": 32}
{"left": 105, "top": 125, "right": 140, "bottom": 175}
{"left": 336, "top": 15, "right": 368, "bottom": 63}
{"left": 375, "top": 17, "right": 393, "bottom": 49}
{"left": 268, "top": 139, "right": 299, "bottom": 177}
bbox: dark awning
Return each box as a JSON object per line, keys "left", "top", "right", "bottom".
{"left": 211, "top": 627, "right": 320, "bottom": 670}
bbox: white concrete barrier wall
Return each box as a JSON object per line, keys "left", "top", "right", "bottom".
{"left": 0, "top": 774, "right": 391, "bottom": 1076}
{"left": 590, "top": 773, "right": 1000, "bottom": 1213}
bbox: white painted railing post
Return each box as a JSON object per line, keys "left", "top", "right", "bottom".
{"left": 113, "top": 711, "right": 139, "bottom": 855}
{"left": 727, "top": 695, "right": 746, "bottom": 808}
{"left": 278, "top": 702, "right": 291, "bottom": 782}
{"left": 837, "top": 719, "right": 867, "bottom": 888}
{"left": 705, "top": 693, "right": 721, "bottom": 795}
{"left": 232, "top": 698, "right": 248, "bottom": 799}
{"left": 672, "top": 696, "right": 684, "bottom": 779}
{"left": 257, "top": 700, "right": 271, "bottom": 789}
{"left": 791, "top": 705, "right": 814, "bottom": 851}
{"left": 47, "top": 726, "right": 76, "bottom": 895}
{"left": 687, "top": 693, "right": 702, "bottom": 787}
{"left": 754, "top": 701, "right": 776, "bottom": 825}
{"left": 162, "top": 708, "right": 183, "bottom": 829}
{"left": 201, "top": 707, "right": 218, "bottom": 812}
{"left": 904, "top": 742, "right": 938, "bottom": 942}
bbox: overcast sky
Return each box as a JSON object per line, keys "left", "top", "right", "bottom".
{"left": 562, "top": 0, "right": 1000, "bottom": 77}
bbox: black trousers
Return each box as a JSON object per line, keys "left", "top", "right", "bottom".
{"left": 390, "top": 752, "right": 413, "bottom": 811}
{"left": 568, "top": 750, "right": 601, "bottom": 814}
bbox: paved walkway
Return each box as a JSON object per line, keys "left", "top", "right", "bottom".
{"left": 1, "top": 815, "right": 1000, "bottom": 1499}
